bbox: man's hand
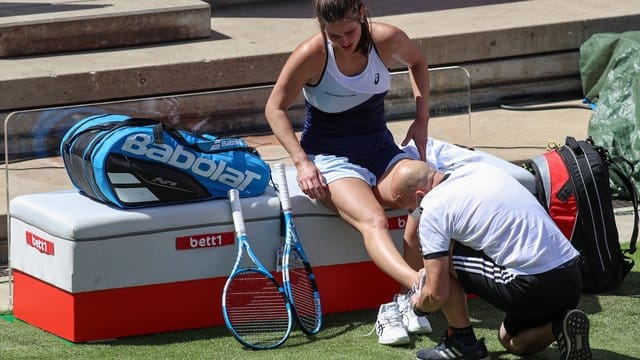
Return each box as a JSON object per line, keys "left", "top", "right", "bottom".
{"left": 412, "top": 268, "right": 426, "bottom": 294}
{"left": 410, "top": 291, "right": 431, "bottom": 317}
{"left": 409, "top": 268, "right": 430, "bottom": 316}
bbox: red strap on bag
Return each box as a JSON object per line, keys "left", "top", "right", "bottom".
{"left": 544, "top": 151, "right": 578, "bottom": 240}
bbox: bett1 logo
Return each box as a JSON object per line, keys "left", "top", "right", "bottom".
{"left": 388, "top": 214, "right": 409, "bottom": 230}
{"left": 175, "top": 232, "right": 234, "bottom": 250}
{"left": 26, "top": 231, "right": 55, "bottom": 255}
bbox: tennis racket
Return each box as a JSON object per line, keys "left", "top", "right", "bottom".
{"left": 273, "top": 163, "right": 323, "bottom": 335}
{"left": 222, "top": 188, "right": 293, "bottom": 349}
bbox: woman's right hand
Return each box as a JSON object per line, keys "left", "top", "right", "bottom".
{"left": 295, "top": 159, "right": 328, "bottom": 200}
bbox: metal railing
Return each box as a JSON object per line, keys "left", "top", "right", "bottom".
{"left": 1, "top": 65, "right": 471, "bottom": 309}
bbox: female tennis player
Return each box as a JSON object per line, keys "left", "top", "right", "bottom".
{"left": 264, "top": 0, "right": 429, "bottom": 291}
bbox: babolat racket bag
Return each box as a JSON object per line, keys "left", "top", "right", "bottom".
{"left": 60, "top": 113, "right": 271, "bottom": 208}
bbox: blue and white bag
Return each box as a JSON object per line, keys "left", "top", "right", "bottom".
{"left": 60, "top": 114, "right": 271, "bottom": 208}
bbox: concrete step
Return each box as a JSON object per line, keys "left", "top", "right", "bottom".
{"left": 0, "top": 0, "right": 211, "bottom": 57}
{"left": 1, "top": 0, "right": 639, "bottom": 115}
{"left": 202, "top": 0, "right": 275, "bottom": 8}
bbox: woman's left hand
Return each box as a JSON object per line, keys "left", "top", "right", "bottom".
{"left": 401, "top": 118, "right": 429, "bottom": 161}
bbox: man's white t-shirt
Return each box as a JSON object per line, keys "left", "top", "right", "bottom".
{"left": 418, "top": 162, "right": 579, "bottom": 276}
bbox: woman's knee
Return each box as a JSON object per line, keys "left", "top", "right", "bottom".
{"left": 331, "top": 199, "right": 389, "bottom": 230}
{"left": 361, "top": 210, "right": 390, "bottom": 230}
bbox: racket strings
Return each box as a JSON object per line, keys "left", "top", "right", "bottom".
{"left": 288, "top": 254, "right": 321, "bottom": 332}
{"left": 225, "top": 271, "right": 290, "bottom": 347}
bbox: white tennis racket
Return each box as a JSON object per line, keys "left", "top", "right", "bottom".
{"left": 222, "top": 189, "right": 293, "bottom": 349}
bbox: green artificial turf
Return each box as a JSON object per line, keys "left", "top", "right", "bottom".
{"left": 1, "top": 247, "right": 639, "bottom": 359}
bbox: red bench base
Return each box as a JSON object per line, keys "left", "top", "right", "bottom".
{"left": 13, "top": 261, "right": 400, "bottom": 342}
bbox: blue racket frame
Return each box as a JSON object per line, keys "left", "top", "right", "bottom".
{"left": 273, "top": 163, "right": 323, "bottom": 335}
{"left": 222, "top": 189, "right": 293, "bottom": 349}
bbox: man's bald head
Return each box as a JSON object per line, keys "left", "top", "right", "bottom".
{"left": 390, "top": 160, "right": 436, "bottom": 210}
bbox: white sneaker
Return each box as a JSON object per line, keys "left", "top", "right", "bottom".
{"left": 394, "top": 292, "right": 432, "bottom": 334}
{"left": 375, "top": 301, "right": 410, "bottom": 345}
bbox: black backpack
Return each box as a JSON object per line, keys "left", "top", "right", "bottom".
{"left": 525, "top": 136, "right": 638, "bottom": 293}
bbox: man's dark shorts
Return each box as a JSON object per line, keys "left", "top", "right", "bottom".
{"left": 451, "top": 243, "right": 582, "bottom": 336}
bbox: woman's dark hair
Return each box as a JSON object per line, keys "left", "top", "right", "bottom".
{"left": 313, "top": 0, "right": 373, "bottom": 56}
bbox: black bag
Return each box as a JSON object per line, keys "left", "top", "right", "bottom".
{"left": 60, "top": 114, "right": 271, "bottom": 208}
{"left": 526, "top": 136, "right": 638, "bottom": 293}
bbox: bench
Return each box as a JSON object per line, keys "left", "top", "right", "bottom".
{"left": 9, "top": 147, "right": 536, "bottom": 342}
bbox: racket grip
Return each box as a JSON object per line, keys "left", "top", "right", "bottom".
{"left": 274, "top": 163, "right": 292, "bottom": 212}
{"left": 228, "top": 189, "right": 246, "bottom": 234}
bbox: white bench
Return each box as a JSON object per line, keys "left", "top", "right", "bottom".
{"left": 9, "top": 144, "right": 536, "bottom": 342}
{"left": 9, "top": 167, "right": 408, "bottom": 342}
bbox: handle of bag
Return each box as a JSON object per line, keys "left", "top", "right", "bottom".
{"left": 70, "top": 117, "right": 207, "bottom": 148}
{"left": 153, "top": 121, "right": 205, "bottom": 145}
{"left": 565, "top": 136, "right": 583, "bottom": 155}
{"left": 64, "top": 115, "right": 258, "bottom": 158}
{"left": 610, "top": 163, "right": 639, "bottom": 254}
{"left": 154, "top": 122, "right": 257, "bottom": 155}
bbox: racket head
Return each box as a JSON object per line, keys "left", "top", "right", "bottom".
{"left": 223, "top": 188, "right": 293, "bottom": 349}
{"left": 222, "top": 262, "right": 293, "bottom": 349}
{"left": 282, "top": 214, "right": 323, "bottom": 335}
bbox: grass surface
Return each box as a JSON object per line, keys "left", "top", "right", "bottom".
{"left": 1, "top": 248, "right": 639, "bottom": 359}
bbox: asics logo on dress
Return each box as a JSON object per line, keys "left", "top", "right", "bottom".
{"left": 121, "top": 134, "right": 263, "bottom": 191}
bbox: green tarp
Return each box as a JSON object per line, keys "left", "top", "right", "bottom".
{"left": 580, "top": 31, "right": 640, "bottom": 199}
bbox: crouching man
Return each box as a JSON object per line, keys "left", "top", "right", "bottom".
{"left": 389, "top": 160, "right": 591, "bottom": 360}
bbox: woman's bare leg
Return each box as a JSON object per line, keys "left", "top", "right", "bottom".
{"left": 323, "top": 177, "right": 418, "bottom": 289}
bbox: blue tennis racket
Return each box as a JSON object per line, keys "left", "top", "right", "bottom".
{"left": 273, "top": 163, "right": 322, "bottom": 335}
{"left": 222, "top": 188, "right": 293, "bottom": 349}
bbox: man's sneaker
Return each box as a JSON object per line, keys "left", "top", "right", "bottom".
{"left": 394, "top": 292, "right": 432, "bottom": 334}
{"left": 556, "top": 309, "right": 592, "bottom": 360}
{"left": 416, "top": 332, "right": 490, "bottom": 360}
{"left": 375, "top": 301, "right": 410, "bottom": 345}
